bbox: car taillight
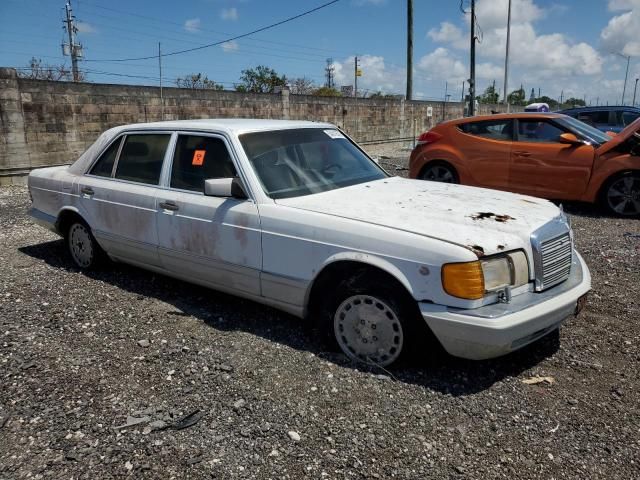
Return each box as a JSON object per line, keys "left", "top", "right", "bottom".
{"left": 416, "top": 131, "right": 443, "bottom": 146}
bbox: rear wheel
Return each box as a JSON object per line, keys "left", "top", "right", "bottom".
{"left": 601, "top": 172, "right": 640, "bottom": 217}
{"left": 419, "top": 162, "right": 458, "bottom": 184}
{"left": 66, "top": 220, "right": 105, "bottom": 269}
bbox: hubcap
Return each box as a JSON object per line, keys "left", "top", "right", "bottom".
{"left": 607, "top": 176, "right": 640, "bottom": 216}
{"left": 422, "top": 165, "right": 455, "bottom": 183}
{"left": 334, "top": 295, "right": 404, "bottom": 367}
{"left": 69, "top": 223, "right": 93, "bottom": 268}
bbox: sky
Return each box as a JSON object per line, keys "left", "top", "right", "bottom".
{"left": 1, "top": 0, "right": 640, "bottom": 105}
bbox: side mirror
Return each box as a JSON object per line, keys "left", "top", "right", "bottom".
{"left": 558, "top": 133, "right": 583, "bottom": 145}
{"left": 204, "top": 177, "right": 248, "bottom": 199}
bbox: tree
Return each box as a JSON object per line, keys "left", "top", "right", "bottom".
{"left": 238, "top": 65, "right": 287, "bottom": 93}
{"left": 18, "top": 57, "right": 84, "bottom": 81}
{"left": 532, "top": 95, "right": 559, "bottom": 110}
{"left": 176, "top": 73, "right": 223, "bottom": 90}
{"left": 290, "top": 77, "right": 315, "bottom": 95}
{"left": 563, "top": 97, "right": 586, "bottom": 108}
{"left": 478, "top": 84, "right": 499, "bottom": 104}
{"left": 313, "top": 86, "right": 341, "bottom": 97}
{"left": 507, "top": 85, "right": 526, "bottom": 106}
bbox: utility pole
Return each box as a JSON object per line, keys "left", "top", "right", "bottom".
{"left": 502, "top": 0, "right": 511, "bottom": 112}
{"left": 325, "top": 58, "right": 335, "bottom": 88}
{"left": 560, "top": 90, "right": 564, "bottom": 106}
{"left": 354, "top": 56, "right": 359, "bottom": 135}
{"left": 469, "top": 0, "right": 476, "bottom": 116}
{"left": 633, "top": 78, "right": 639, "bottom": 106}
{"left": 63, "top": 0, "right": 82, "bottom": 82}
{"left": 158, "top": 42, "right": 164, "bottom": 121}
{"left": 406, "top": 0, "right": 413, "bottom": 100}
{"left": 461, "top": 80, "right": 465, "bottom": 102}
{"left": 614, "top": 52, "right": 631, "bottom": 105}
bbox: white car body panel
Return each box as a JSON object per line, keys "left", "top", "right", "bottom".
{"left": 27, "top": 119, "right": 592, "bottom": 361}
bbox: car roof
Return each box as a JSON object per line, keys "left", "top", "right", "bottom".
{"left": 441, "top": 112, "right": 566, "bottom": 126}
{"left": 110, "top": 118, "right": 335, "bottom": 135}
{"left": 559, "top": 105, "right": 640, "bottom": 113}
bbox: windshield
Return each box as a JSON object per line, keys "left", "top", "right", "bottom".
{"left": 239, "top": 128, "right": 387, "bottom": 199}
{"left": 556, "top": 116, "right": 612, "bottom": 145}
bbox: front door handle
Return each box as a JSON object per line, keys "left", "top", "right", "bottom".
{"left": 81, "top": 186, "right": 94, "bottom": 195}
{"left": 514, "top": 151, "right": 532, "bottom": 157}
{"left": 159, "top": 201, "right": 179, "bottom": 212}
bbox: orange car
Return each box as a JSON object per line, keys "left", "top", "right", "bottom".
{"left": 409, "top": 113, "right": 640, "bottom": 216}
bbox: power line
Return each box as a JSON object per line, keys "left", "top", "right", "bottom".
{"left": 84, "top": 0, "right": 342, "bottom": 63}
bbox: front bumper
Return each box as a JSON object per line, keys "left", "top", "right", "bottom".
{"left": 421, "top": 251, "right": 591, "bottom": 360}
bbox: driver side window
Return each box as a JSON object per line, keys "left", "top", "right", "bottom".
{"left": 170, "top": 135, "right": 237, "bottom": 193}
{"left": 516, "top": 120, "right": 565, "bottom": 143}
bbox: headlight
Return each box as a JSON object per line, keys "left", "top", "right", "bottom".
{"left": 442, "top": 251, "right": 529, "bottom": 300}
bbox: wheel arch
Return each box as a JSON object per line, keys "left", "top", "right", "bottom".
{"left": 55, "top": 207, "right": 86, "bottom": 237}
{"left": 303, "top": 253, "right": 417, "bottom": 320}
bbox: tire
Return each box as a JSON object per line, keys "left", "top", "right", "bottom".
{"left": 418, "top": 161, "right": 459, "bottom": 184}
{"left": 600, "top": 171, "right": 640, "bottom": 217}
{"left": 66, "top": 220, "right": 105, "bottom": 269}
{"left": 323, "top": 272, "right": 431, "bottom": 367}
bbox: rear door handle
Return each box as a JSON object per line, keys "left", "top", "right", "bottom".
{"left": 159, "top": 201, "right": 179, "bottom": 211}
{"left": 514, "top": 151, "right": 532, "bottom": 157}
{"left": 81, "top": 186, "right": 94, "bottom": 195}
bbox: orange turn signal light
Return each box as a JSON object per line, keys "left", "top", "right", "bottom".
{"left": 441, "top": 261, "right": 485, "bottom": 300}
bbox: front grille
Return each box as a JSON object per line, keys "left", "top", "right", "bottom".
{"left": 539, "top": 232, "right": 572, "bottom": 289}
{"left": 531, "top": 213, "right": 573, "bottom": 292}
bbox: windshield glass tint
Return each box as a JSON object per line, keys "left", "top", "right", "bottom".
{"left": 239, "top": 128, "right": 387, "bottom": 199}
{"left": 557, "top": 116, "right": 611, "bottom": 145}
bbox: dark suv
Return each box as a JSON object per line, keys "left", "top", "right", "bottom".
{"left": 558, "top": 106, "right": 640, "bottom": 133}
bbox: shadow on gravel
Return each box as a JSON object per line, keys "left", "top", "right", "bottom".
{"left": 20, "top": 239, "right": 560, "bottom": 396}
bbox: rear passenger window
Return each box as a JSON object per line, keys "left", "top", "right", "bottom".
{"left": 621, "top": 111, "right": 640, "bottom": 126}
{"left": 170, "top": 135, "right": 237, "bottom": 192}
{"left": 90, "top": 138, "right": 121, "bottom": 177}
{"left": 459, "top": 120, "right": 512, "bottom": 141}
{"left": 114, "top": 134, "right": 170, "bottom": 185}
{"left": 576, "top": 111, "right": 609, "bottom": 126}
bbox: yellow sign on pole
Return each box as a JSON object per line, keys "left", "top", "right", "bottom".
{"left": 356, "top": 69, "right": 363, "bottom": 77}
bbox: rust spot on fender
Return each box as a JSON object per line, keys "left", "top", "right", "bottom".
{"left": 418, "top": 265, "right": 430, "bottom": 276}
{"left": 467, "top": 245, "right": 485, "bottom": 257}
{"left": 497, "top": 244, "right": 505, "bottom": 251}
{"left": 470, "top": 212, "right": 515, "bottom": 223}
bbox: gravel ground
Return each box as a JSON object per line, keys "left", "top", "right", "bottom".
{"left": 1, "top": 176, "right": 639, "bottom": 479}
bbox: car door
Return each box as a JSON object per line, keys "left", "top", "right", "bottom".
{"left": 77, "top": 132, "right": 171, "bottom": 267}
{"left": 156, "top": 132, "right": 261, "bottom": 296}
{"left": 456, "top": 119, "right": 513, "bottom": 189}
{"left": 509, "top": 118, "right": 595, "bottom": 199}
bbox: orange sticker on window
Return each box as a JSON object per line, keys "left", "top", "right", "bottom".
{"left": 192, "top": 150, "right": 206, "bottom": 166}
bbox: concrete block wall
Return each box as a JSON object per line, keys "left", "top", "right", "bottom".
{"left": 0, "top": 67, "right": 511, "bottom": 183}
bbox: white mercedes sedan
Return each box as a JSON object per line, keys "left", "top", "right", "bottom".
{"left": 28, "top": 119, "right": 591, "bottom": 366}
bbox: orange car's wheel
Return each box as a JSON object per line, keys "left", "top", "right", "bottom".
{"left": 418, "top": 161, "right": 459, "bottom": 184}
{"left": 601, "top": 171, "right": 640, "bottom": 217}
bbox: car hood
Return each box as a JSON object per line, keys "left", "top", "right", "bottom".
{"left": 596, "top": 117, "right": 640, "bottom": 156}
{"left": 276, "top": 177, "right": 562, "bottom": 257}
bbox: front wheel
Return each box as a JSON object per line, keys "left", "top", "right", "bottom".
{"left": 334, "top": 294, "right": 405, "bottom": 367}
{"left": 324, "top": 273, "right": 432, "bottom": 367}
{"left": 66, "top": 221, "right": 105, "bottom": 269}
{"left": 601, "top": 172, "right": 640, "bottom": 217}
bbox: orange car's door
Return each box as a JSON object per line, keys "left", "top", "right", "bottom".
{"left": 509, "top": 118, "right": 595, "bottom": 199}
{"left": 456, "top": 119, "right": 513, "bottom": 189}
